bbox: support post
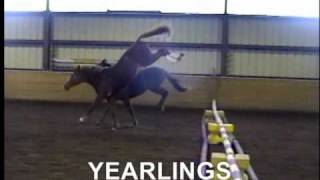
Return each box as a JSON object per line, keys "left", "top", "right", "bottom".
{"left": 43, "top": 0, "right": 52, "bottom": 70}
{"left": 220, "top": 0, "right": 229, "bottom": 75}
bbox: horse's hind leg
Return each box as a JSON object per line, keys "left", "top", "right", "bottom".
{"left": 150, "top": 87, "right": 168, "bottom": 112}
{"left": 111, "top": 111, "right": 118, "bottom": 131}
{"left": 110, "top": 104, "right": 120, "bottom": 131}
{"left": 97, "top": 104, "right": 111, "bottom": 126}
{"left": 123, "top": 99, "right": 138, "bottom": 127}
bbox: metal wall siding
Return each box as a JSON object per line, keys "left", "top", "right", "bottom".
{"left": 152, "top": 48, "right": 220, "bottom": 74}
{"left": 53, "top": 15, "right": 221, "bottom": 43}
{"left": 229, "top": 18, "right": 319, "bottom": 47}
{"left": 55, "top": 47, "right": 219, "bottom": 75}
{"left": 4, "top": 13, "right": 319, "bottom": 79}
{"left": 5, "top": 47, "right": 43, "bottom": 69}
{"left": 56, "top": 46, "right": 127, "bottom": 64}
{"left": 5, "top": 15, "right": 44, "bottom": 40}
{"left": 228, "top": 51, "right": 319, "bottom": 78}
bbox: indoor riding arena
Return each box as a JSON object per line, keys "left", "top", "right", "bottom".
{"left": 4, "top": 1, "right": 319, "bottom": 180}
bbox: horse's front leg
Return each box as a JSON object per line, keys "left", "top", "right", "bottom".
{"left": 148, "top": 48, "right": 170, "bottom": 65}
{"left": 167, "top": 52, "right": 184, "bottom": 62}
{"left": 148, "top": 48, "right": 184, "bottom": 65}
{"left": 79, "top": 95, "right": 103, "bottom": 123}
{"left": 96, "top": 102, "right": 111, "bottom": 126}
{"left": 96, "top": 99, "right": 113, "bottom": 124}
{"left": 110, "top": 106, "right": 119, "bottom": 131}
{"left": 97, "top": 99, "right": 120, "bottom": 131}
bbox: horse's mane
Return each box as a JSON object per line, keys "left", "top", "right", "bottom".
{"left": 76, "top": 66, "right": 107, "bottom": 78}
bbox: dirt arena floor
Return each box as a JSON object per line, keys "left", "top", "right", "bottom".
{"left": 5, "top": 100, "right": 319, "bottom": 180}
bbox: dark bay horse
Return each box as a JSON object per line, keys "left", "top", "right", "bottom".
{"left": 64, "top": 26, "right": 184, "bottom": 123}
{"left": 64, "top": 64, "right": 187, "bottom": 130}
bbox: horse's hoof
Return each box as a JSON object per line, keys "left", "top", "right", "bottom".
{"left": 95, "top": 121, "right": 101, "bottom": 126}
{"left": 123, "top": 124, "right": 135, "bottom": 129}
{"left": 79, "top": 116, "right": 87, "bottom": 123}
{"left": 185, "top": 86, "right": 191, "bottom": 91}
{"left": 177, "top": 53, "right": 184, "bottom": 61}
{"left": 134, "top": 120, "right": 139, "bottom": 126}
{"left": 161, "top": 106, "right": 166, "bottom": 112}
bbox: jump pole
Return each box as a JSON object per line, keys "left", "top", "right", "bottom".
{"left": 200, "top": 118, "right": 209, "bottom": 177}
{"left": 221, "top": 110, "right": 259, "bottom": 180}
{"left": 212, "top": 100, "right": 243, "bottom": 180}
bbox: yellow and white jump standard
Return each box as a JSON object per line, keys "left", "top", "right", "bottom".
{"left": 200, "top": 100, "right": 258, "bottom": 180}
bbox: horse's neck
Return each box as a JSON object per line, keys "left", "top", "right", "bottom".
{"left": 83, "top": 68, "right": 101, "bottom": 91}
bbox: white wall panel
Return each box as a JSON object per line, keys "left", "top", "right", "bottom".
{"left": 55, "top": 46, "right": 219, "bottom": 75}
{"left": 228, "top": 51, "right": 319, "bottom": 78}
{"left": 55, "top": 46, "right": 126, "bottom": 64}
{"left": 5, "top": 47, "right": 43, "bottom": 69}
{"left": 152, "top": 48, "right": 220, "bottom": 74}
{"left": 53, "top": 15, "right": 221, "bottom": 43}
{"left": 5, "top": 15, "right": 44, "bottom": 40}
{"left": 4, "top": 13, "right": 319, "bottom": 79}
{"left": 229, "top": 18, "right": 319, "bottom": 47}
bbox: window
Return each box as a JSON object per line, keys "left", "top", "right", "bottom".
{"left": 49, "top": 0, "right": 225, "bottom": 14}
{"left": 5, "top": 0, "right": 46, "bottom": 11}
{"left": 228, "top": 0, "right": 319, "bottom": 18}
{"left": 5, "top": 0, "right": 319, "bottom": 18}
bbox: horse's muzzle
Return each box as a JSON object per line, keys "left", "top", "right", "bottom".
{"left": 64, "top": 83, "right": 70, "bottom": 91}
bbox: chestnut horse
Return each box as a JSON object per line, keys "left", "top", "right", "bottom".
{"left": 64, "top": 61, "right": 187, "bottom": 130}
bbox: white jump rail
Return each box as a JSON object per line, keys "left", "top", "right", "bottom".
{"left": 222, "top": 112, "right": 259, "bottom": 180}
{"left": 212, "top": 100, "right": 243, "bottom": 180}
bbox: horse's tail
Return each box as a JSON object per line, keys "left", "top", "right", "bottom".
{"left": 137, "top": 26, "right": 170, "bottom": 42}
{"left": 165, "top": 72, "right": 188, "bottom": 92}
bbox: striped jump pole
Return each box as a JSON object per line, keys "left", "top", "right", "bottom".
{"left": 221, "top": 111, "right": 258, "bottom": 180}
{"left": 200, "top": 118, "right": 209, "bottom": 177}
{"left": 212, "top": 100, "right": 243, "bottom": 180}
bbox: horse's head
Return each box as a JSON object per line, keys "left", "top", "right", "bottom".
{"left": 64, "top": 65, "right": 86, "bottom": 91}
